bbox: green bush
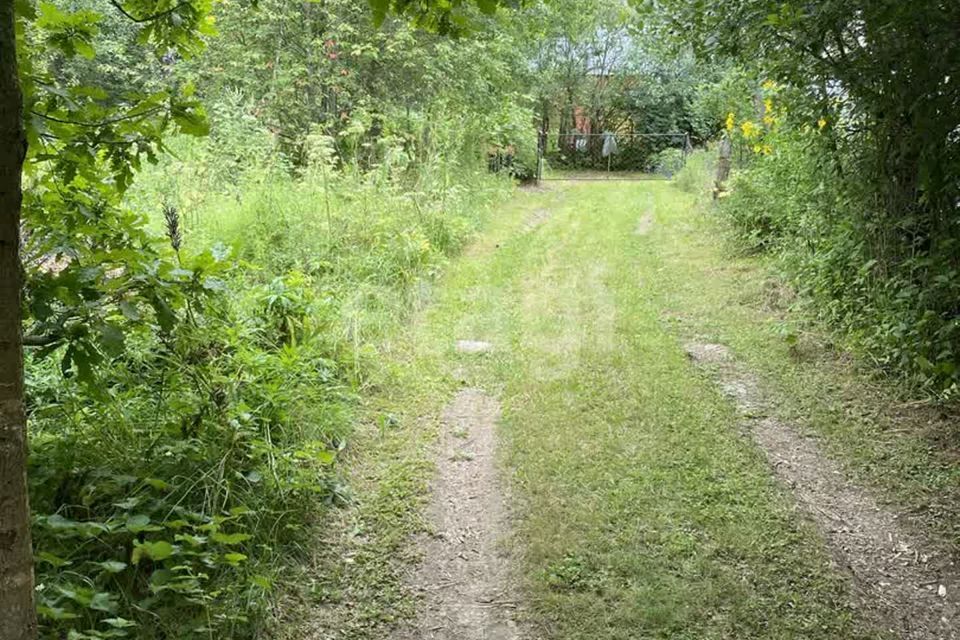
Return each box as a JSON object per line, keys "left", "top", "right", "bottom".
{"left": 718, "top": 128, "right": 960, "bottom": 393}
{"left": 28, "top": 107, "right": 512, "bottom": 638}
{"left": 652, "top": 148, "right": 685, "bottom": 177}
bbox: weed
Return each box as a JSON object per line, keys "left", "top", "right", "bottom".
{"left": 28, "top": 110, "right": 513, "bottom": 637}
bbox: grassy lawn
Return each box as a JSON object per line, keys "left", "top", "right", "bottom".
{"left": 649, "top": 179, "right": 960, "bottom": 550}
{"left": 297, "top": 176, "right": 960, "bottom": 639}
{"left": 455, "top": 181, "right": 875, "bottom": 639}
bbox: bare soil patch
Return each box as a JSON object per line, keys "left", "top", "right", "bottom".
{"left": 686, "top": 342, "right": 960, "bottom": 639}
{"left": 391, "top": 388, "right": 521, "bottom": 640}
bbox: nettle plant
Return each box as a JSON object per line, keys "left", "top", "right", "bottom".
{"left": 8, "top": 1, "right": 520, "bottom": 637}
{"left": 14, "top": 2, "right": 348, "bottom": 637}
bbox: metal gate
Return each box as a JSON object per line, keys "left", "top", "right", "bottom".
{"left": 536, "top": 131, "right": 691, "bottom": 181}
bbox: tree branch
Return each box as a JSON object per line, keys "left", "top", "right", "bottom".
{"left": 23, "top": 333, "right": 62, "bottom": 347}
{"left": 30, "top": 106, "right": 164, "bottom": 128}
{"left": 109, "top": 0, "right": 191, "bottom": 24}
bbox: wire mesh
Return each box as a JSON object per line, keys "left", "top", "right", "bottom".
{"left": 537, "top": 132, "right": 690, "bottom": 181}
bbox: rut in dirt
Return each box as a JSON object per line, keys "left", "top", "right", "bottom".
{"left": 392, "top": 387, "right": 520, "bottom": 640}
{"left": 686, "top": 342, "right": 960, "bottom": 639}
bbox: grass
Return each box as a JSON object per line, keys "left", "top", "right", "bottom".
{"left": 295, "top": 180, "right": 893, "bottom": 639}
{"left": 646, "top": 181, "right": 960, "bottom": 549}
{"left": 285, "top": 172, "right": 960, "bottom": 639}
{"left": 470, "top": 182, "right": 874, "bottom": 638}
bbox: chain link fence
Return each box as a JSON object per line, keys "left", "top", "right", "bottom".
{"left": 537, "top": 132, "right": 691, "bottom": 181}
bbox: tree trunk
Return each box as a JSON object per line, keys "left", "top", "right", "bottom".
{"left": 0, "top": 0, "right": 36, "bottom": 638}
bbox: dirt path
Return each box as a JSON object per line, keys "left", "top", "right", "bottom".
{"left": 303, "top": 180, "right": 960, "bottom": 640}
{"left": 392, "top": 387, "right": 520, "bottom": 640}
{"left": 686, "top": 342, "right": 960, "bottom": 639}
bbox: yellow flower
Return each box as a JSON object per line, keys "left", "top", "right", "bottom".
{"left": 817, "top": 117, "right": 828, "bottom": 130}
{"left": 761, "top": 79, "right": 777, "bottom": 91}
{"left": 763, "top": 98, "right": 773, "bottom": 114}
{"left": 740, "top": 120, "right": 759, "bottom": 139}
{"left": 762, "top": 144, "right": 773, "bottom": 155}
{"left": 725, "top": 112, "right": 735, "bottom": 132}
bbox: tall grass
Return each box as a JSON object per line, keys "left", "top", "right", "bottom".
{"left": 126, "top": 111, "right": 514, "bottom": 368}
{"left": 673, "top": 148, "right": 715, "bottom": 197}
{"left": 715, "top": 126, "right": 960, "bottom": 394}
{"left": 28, "top": 109, "right": 513, "bottom": 639}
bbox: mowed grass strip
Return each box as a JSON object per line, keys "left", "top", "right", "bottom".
{"left": 646, "top": 178, "right": 960, "bottom": 548}
{"left": 436, "top": 182, "right": 880, "bottom": 639}
{"left": 297, "top": 180, "right": 888, "bottom": 640}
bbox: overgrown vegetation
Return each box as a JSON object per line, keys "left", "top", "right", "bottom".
{"left": 28, "top": 130, "right": 509, "bottom": 638}
{"left": 17, "top": 1, "right": 521, "bottom": 637}
{"left": 6, "top": 0, "right": 958, "bottom": 637}
{"left": 642, "top": 0, "right": 960, "bottom": 393}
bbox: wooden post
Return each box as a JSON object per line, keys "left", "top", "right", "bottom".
{"left": 714, "top": 135, "right": 732, "bottom": 199}
{"left": 536, "top": 129, "right": 545, "bottom": 183}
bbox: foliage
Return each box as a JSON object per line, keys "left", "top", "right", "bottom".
{"left": 672, "top": 148, "right": 713, "bottom": 195}
{"left": 643, "top": 0, "right": 960, "bottom": 392}
{"left": 617, "top": 47, "right": 717, "bottom": 142}
{"left": 173, "top": 0, "right": 537, "bottom": 169}
{"left": 15, "top": 0, "right": 526, "bottom": 637}
{"left": 526, "top": 1, "right": 714, "bottom": 141}
{"left": 720, "top": 125, "right": 960, "bottom": 390}
{"left": 19, "top": 0, "right": 213, "bottom": 386}
{"left": 528, "top": 0, "right": 638, "bottom": 135}
{"left": 691, "top": 66, "right": 757, "bottom": 138}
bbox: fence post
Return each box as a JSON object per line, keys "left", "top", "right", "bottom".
{"left": 536, "top": 129, "right": 545, "bottom": 183}
{"left": 714, "top": 134, "right": 732, "bottom": 199}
